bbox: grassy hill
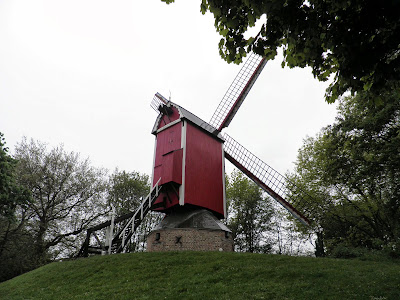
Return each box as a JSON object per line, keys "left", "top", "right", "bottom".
{"left": 0, "top": 251, "right": 399, "bottom": 300}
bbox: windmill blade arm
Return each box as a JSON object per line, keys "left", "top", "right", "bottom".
{"left": 210, "top": 53, "right": 267, "bottom": 131}
{"left": 223, "top": 133, "right": 312, "bottom": 226}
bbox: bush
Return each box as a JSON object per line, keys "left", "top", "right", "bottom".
{"left": 330, "top": 245, "right": 367, "bottom": 259}
{"left": 383, "top": 241, "right": 400, "bottom": 259}
{"left": 328, "top": 243, "right": 400, "bottom": 262}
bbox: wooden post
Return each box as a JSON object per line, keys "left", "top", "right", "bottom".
{"left": 108, "top": 205, "right": 115, "bottom": 255}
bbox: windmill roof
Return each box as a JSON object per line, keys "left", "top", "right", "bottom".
{"left": 152, "top": 101, "right": 224, "bottom": 141}
{"left": 154, "top": 207, "right": 231, "bottom": 232}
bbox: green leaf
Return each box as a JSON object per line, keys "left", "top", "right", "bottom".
{"left": 220, "top": 29, "right": 229, "bottom": 37}
{"left": 200, "top": 3, "right": 207, "bottom": 14}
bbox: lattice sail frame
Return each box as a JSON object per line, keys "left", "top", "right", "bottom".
{"left": 223, "top": 133, "right": 312, "bottom": 225}
{"left": 209, "top": 53, "right": 267, "bottom": 131}
{"left": 150, "top": 92, "right": 168, "bottom": 112}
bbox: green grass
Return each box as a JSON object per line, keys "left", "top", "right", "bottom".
{"left": 0, "top": 252, "right": 399, "bottom": 299}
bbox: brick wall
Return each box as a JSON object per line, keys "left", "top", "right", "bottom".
{"left": 147, "top": 228, "right": 234, "bottom": 252}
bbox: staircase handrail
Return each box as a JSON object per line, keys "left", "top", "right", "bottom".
{"left": 115, "top": 177, "right": 162, "bottom": 252}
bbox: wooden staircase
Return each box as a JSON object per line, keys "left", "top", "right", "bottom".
{"left": 77, "top": 178, "right": 162, "bottom": 257}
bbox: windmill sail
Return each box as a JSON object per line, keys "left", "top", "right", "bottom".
{"left": 150, "top": 92, "right": 168, "bottom": 112}
{"left": 223, "top": 133, "right": 312, "bottom": 225}
{"left": 209, "top": 53, "right": 267, "bottom": 131}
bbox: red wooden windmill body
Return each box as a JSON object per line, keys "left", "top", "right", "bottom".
{"left": 150, "top": 97, "right": 226, "bottom": 218}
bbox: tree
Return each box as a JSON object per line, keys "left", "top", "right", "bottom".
{"left": 107, "top": 169, "right": 162, "bottom": 251}
{"left": 271, "top": 206, "right": 313, "bottom": 256}
{"left": 0, "top": 221, "right": 37, "bottom": 282}
{"left": 226, "top": 169, "right": 273, "bottom": 253}
{"left": 0, "top": 132, "right": 30, "bottom": 221}
{"left": 163, "top": 0, "right": 400, "bottom": 103}
{"left": 0, "top": 133, "right": 33, "bottom": 282}
{"left": 13, "top": 138, "right": 108, "bottom": 262}
{"left": 289, "top": 86, "right": 400, "bottom": 256}
{"left": 108, "top": 170, "right": 150, "bottom": 216}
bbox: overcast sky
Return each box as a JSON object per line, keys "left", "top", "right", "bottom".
{"left": 0, "top": 0, "right": 338, "bottom": 178}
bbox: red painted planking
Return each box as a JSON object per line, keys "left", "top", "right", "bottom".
{"left": 151, "top": 102, "right": 225, "bottom": 218}
{"left": 184, "top": 123, "right": 224, "bottom": 218}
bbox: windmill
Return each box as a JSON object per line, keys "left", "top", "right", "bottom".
{"left": 77, "top": 53, "right": 313, "bottom": 256}
{"left": 145, "top": 53, "right": 313, "bottom": 251}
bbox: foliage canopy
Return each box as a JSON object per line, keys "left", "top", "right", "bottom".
{"left": 289, "top": 85, "right": 400, "bottom": 256}
{"left": 0, "top": 133, "right": 33, "bottom": 282}
{"left": 0, "top": 133, "right": 30, "bottom": 220}
{"left": 163, "top": 0, "right": 400, "bottom": 103}
{"left": 226, "top": 170, "right": 273, "bottom": 253}
{"left": 107, "top": 169, "right": 161, "bottom": 252}
{"left": 108, "top": 170, "right": 150, "bottom": 216}
{"left": 12, "top": 138, "right": 109, "bottom": 262}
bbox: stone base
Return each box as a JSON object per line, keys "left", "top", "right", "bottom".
{"left": 147, "top": 227, "right": 234, "bottom": 252}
